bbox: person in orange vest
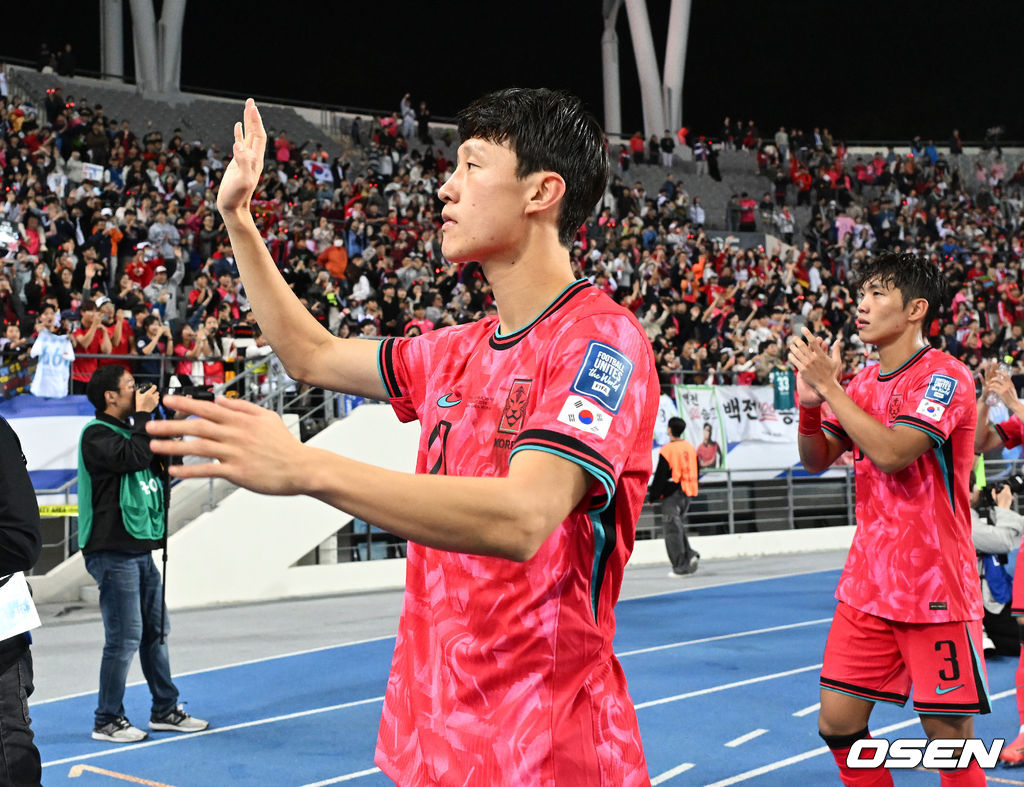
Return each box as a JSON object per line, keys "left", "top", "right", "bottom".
{"left": 649, "top": 417, "right": 700, "bottom": 575}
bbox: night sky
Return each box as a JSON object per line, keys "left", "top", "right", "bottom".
{"left": 3, "top": 1, "right": 1023, "bottom": 143}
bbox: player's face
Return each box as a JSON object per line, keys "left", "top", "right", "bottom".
{"left": 854, "top": 277, "right": 917, "bottom": 346}
{"left": 437, "top": 138, "right": 535, "bottom": 265}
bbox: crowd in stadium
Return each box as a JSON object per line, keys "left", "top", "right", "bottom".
{"left": 1, "top": 77, "right": 1023, "bottom": 394}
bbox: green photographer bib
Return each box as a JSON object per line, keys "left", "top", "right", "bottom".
{"left": 77, "top": 419, "right": 165, "bottom": 548}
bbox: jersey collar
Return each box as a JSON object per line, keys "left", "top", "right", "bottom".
{"left": 876, "top": 344, "right": 930, "bottom": 382}
{"left": 488, "top": 279, "right": 591, "bottom": 351}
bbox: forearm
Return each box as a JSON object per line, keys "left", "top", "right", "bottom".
{"left": 797, "top": 418, "right": 837, "bottom": 474}
{"left": 301, "top": 446, "right": 570, "bottom": 561}
{"left": 821, "top": 383, "right": 910, "bottom": 471}
{"left": 223, "top": 211, "right": 339, "bottom": 379}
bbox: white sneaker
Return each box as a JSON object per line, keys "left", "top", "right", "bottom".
{"left": 149, "top": 705, "right": 209, "bottom": 733}
{"left": 93, "top": 716, "right": 148, "bottom": 743}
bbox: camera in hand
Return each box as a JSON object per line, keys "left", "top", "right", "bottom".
{"left": 982, "top": 471, "right": 1024, "bottom": 508}
{"left": 179, "top": 385, "right": 215, "bottom": 402}
{"left": 140, "top": 383, "right": 215, "bottom": 402}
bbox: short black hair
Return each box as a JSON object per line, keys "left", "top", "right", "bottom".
{"left": 668, "top": 417, "right": 686, "bottom": 438}
{"left": 851, "top": 251, "right": 948, "bottom": 330}
{"left": 456, "top": 87, "right": 609, "bottom": 247}
{"left": 86, "top": 365, "right": 127, "bottom": 412}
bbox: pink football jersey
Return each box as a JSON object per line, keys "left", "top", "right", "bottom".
{"left": 821, "top": 346, "right": 981, "bottom": 623}
{"left": 374, "top": 280, "right": 657, "bottom": 786}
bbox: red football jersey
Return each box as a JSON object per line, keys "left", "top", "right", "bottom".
{"left": 821, "top": 345, "right": 981, "bottom": 623}
{"left": 374, "top": 279, "right": 657, "bottom": 786}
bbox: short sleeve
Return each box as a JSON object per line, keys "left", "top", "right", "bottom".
{"left": 892, "top": 366, "right": 973, "bottom": 446}
{"left": 377, "top": 331, "right": 453, "bottom": 424}
{"left": 995, "top": 414, "right": 1024, "bottom": 450}
{"left": 510, "top": 314, "right": 655, "bottom": 511}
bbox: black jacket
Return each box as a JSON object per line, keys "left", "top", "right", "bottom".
{"left": 0, "top": 417, "right": 42, "bottom": 670}
{"left": 80, "top": 412, "right": 164, "bottom": 554}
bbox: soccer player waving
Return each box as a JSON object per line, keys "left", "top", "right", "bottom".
{"left": 147, "top": 92, "right": 657, "bottom": 784}
{"left": 791, "top": 252, "right": 988, "bottom": 787}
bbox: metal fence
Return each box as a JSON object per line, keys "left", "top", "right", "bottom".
{"left": 34, "top": 350, "right": 1021, "bottom": 569}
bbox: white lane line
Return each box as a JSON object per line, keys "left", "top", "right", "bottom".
{"left": 37, "top": 572, "right": 836, "bottom": 705}
{"left": 34, "top": 635, "right": 396, "bottom": 706}
{"left": 650, "top": 762, "right": 695, "bottom": 784}
{"left": 41, "top": 695, "right": 385, "bottom": 768}
{"left": 705, "top": 745, "right": 829, "bottom": 786}
{"left": 725, "top": 729, "right": 769, "bottom": 748}
{"left": 617, "top": 618, "right": 831, "bottom": 658}
{"left": 623, "top": 566, "right": 843, "bottom": 603}
{"left": 792, "top": 703, "right": 820, "bottom": 717}
{"left": 297, "top": 768, "right": 381, "bottom": 786}
{"left": 635, "top": 663, "right": 822, "bottom": 710}
{"left": 36, "top": 618, "right": 830, "bottom": 706}
{"left": 705, "top": 687, "right": 1016, "bottom": 785}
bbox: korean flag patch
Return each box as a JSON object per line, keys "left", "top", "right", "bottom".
{"left": 916, "top": 399, "right": 945, "bottom": 422}
{"left": 923, "top": 374, "right": 957, "bottom": 406}
{"left": 558, "top": 396, "right": 613, "bottom": 439}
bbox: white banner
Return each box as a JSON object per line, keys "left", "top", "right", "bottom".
{"left": 714, "top": 385, "right": 796, "bottom": 443}
{"left": 674, "top": 385, "right": 727, "bottom": 469}
{"left": 675, "top": 385, "right": 798, "bottom": 471}
{"left": 81, "top": 163, "right": 106, "bottom": 183}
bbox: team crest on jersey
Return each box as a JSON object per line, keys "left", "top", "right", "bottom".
{"left": 924, "top": 374, "right": 957, "bottom": 405}
{"left": 887, "top": 393, "right": 902, "bottom": 424}
{"left": 498, "top": 378, "right": 532, "bottom": 434}
{"left": 569, "top": 341, "right": 634, "bottom": 413}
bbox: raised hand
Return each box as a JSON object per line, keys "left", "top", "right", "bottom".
{"left": 146, "top": 395, "right": 306, "bottom": 495}
{"left": 788, "top": 327, "right": 842, "bottom": 406}
{"left": 984, "top": 361, "right": 1016, "bottom": 405}
{"left": 217, "top": 98, "right": 267, "bottom": 216}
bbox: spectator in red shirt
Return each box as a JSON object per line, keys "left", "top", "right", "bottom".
{"left": 97, "top": 297, "right": 134, "bottom": 371}
{"left": 737, "top": 192, "right": 758, "bottom": 232}
{"left": 629, "top": 131, "right": 645, "bottom": 166}
{"left": 71, "top": 298, "right": 112, "bottom": 394}
{"left": 124, "top": 245, "right": 156, "bottom": 289}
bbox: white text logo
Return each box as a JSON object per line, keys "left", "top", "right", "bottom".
{"left": 847, "top": 738, "right": 1003, "bottom": 770}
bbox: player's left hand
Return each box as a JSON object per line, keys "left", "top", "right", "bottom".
{"left": 788, "top": 327, "right": 842, "bottom": 401}
{"left": 217, "top": 99, "right": 266, "bottom": 216}
{"left": 145, "top": 395, "right": 307, "bottom": 495}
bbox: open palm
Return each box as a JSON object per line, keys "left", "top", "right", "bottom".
{"left": 217, "top": 98, "right": 266, "bottom": 215}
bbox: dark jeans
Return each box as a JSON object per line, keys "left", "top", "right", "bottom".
{"left": 84, "top": 551, "right": 179, "bottom": 726}
{"left": 0, "top": 646, "right": 40, "bottom": 786}
{"left": 662, "top": 490, "right": 698, "bottom": 573}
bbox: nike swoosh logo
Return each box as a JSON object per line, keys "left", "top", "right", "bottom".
{"left": 935, "top": 684, "right": 964, "bottom": 695}
{"left": 437, "top": 394, "right": 462, "bottom": 408}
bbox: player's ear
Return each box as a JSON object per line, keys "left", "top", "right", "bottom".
{"left": 906, "top": 297, "right": 929, "bottom": 322}
{"left": 524, "top": 171, "right": 565, "bottom": 217}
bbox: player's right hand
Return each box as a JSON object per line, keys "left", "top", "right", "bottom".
{"left": 794, "top": 368, "right": 824, "bottom": 408}
{"left": 217, "top": 98, "right": 266, "bottom": 217}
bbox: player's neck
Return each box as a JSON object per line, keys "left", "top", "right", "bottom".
{"left": 484, "top": 242, "right": 577, "bottom": 335}
{"left": 876, "top": 331, "right": 928, "bottom": 374}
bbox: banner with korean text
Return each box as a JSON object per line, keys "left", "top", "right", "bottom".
{"left": 675, "top": 385, "right": 798, "bottom": 470}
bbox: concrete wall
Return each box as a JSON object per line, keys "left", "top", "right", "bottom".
{"left": 29, "top": 404, "right": 854, "bottom": 609}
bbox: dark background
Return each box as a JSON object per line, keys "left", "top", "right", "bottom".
{"left": 3, "top": 1, "right": 1022, "bottom": 142}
